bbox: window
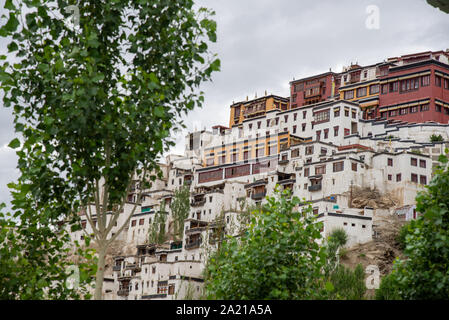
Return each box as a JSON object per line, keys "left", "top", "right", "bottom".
{"left": 400, "top": 78, "right": 419, "bottom": 92}
{"left": 139, "top": 218, "right": 144, "bottom": 225}
{"left": 411, "top": 173, "right": 418, "bottom": 183}
{"left": 381, "top": 84, "right": 388, "bottom": 94}
{"left": 419, "top": 159, "right": 426, "bottom": 168}
{"left": 324, "top": 129, "right": 329, "bottom": 139}
{"left": 256, "top": 148, "right": 264, "bottom": 158}
{"left": 244, "top": 150, "right": 249, "bottom": 160}
{"left": 334, "top": 126, "right": 339, "bottom": 137}
{"left": 356, "top": 87, "right": 367, "bottom": 97}
{"left": 389, "top": 110, "right": 397, "bottom": 117}
{"left": 388, "top": 174, "right": 392, "bottom": 181}
{"left": 293, "top": 125, "right": 297, "bottom": 134}
{"left": 131, "top": 220, "right": 136, "bottom": 227}
{"left": 314, "top": 110, "right": 330, "bottom": 122}
{"left": 320, "top": 147, "right": 327, "bottom": 155}
{"left": 370, "top": 84, "right": 380, "bottom": 94}
{"left": 304, "top": 168, "right": 310, "bottom": 177}
{"left": 420, "top": 104, "right": 429, "bottom": 111}
{"left": 294, "top": 113, "right": 297, "bottom": 121}
{"left": 410, "top": 106, "right": 418, "bottom": 113}
{"left": 352, "top": 163, "right": 357, "bottom": 171}
{"left": 421, "top": 75, "right": 430, "bottom": 86}
{"left": 352, "top": 111, "right": 356, "bottom": 119}
{"left": 303, "top": 111, "right": 307, "bottom": 119}
{"left": 436, "top": 105, "right": 442, "bottom": 112}
{"left": 396, "top": 173, "right": 402, "bottom": 182}
{"left": 231, "top": 153, "right": 238, "bottom": 162}
{"left": 387, "top": 158, "right": 393, "bottom": 166}
{"left": 389, "top": 81, "right": 398, "bottom": 92}
{"left": 411, "top": 158, "right": 417, "bottom": 166}
{"left": 291, "top": 148, "right": 300, "bottom": 158}
{"left": 315, "top": 165, "right": 326, "bottom": 175}
{"left": 206, "top": 158, "right": 214, "bottom": 166}
{"left": 168, "top": 284, "right": 175, "bottom": 295}
{"left": 436, "top": 76, "right": 442, "bottom": 87}
{"left": 344, "top": 90, "right": 354, "bottom": 99}
{"left": 333, "top": 161, "right": 344, "bottom": 172}
{"left": 445, "top": 78, "right": 449, "bottom": 90}
{"left": 344, "top": 109, "right": 349, "bottom": 117}
{"left": 344, "top": 128, "right": 350, "bottom": 136}
{"left": 305, "top": 146, "right": 314, "bottom": 155}
{"left": 399, "top": 108, "right": 408, "bottom": 115}
{"left": 316, "top": 130, "right": 321, "bottom": 141}
{"left": 257, "top": 121, "right": 261, "bottom": 129}
{"left": 268, "top": 145, "right": 277, "bottom": 155}
{"left": 152, "top": 266, "right": 156, "bottom": 274}
{"left": 420, "top": 175, "right": 427, "bottom": 185}
{"left": 302, "top": 123, "right": 306, "bottom": 131}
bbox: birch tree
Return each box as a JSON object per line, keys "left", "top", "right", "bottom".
{"left": 0, "top": 0, "right": 219, "bottom": 299}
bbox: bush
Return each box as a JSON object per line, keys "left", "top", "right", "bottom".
{"left": 375, "top": 273, "right": 401, "bottom": 300}
{"left": 396, "top": 223, "right": 411, "bottom": 250}
{"left": 328, "top": 264, "right": 366, "bottom": 300}
{"left": 430, "top": 134, "right": 443, "bottom": 142}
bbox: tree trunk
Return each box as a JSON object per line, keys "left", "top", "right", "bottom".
{"left": 94, "top": 245, "right": 107, "bottom": 300}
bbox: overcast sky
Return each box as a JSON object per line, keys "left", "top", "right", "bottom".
{"left": 0, "top": 0, "right": 449, "bottom": 208}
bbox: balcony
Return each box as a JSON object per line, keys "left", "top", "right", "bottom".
{"left": 117, "top": 289, "right": 129, "bottom": 297}
{"left": 142, "top": 293, "right": 167, "bottom": 300}
{"left": 278, "top": 159, "right": 289, "bottom": 165}
{"left": 185, "top": 239, "right": 202, "bottom": 250}
{"left": 112, "top": 265, "right": 121, "bottom": 271}
{"left": 185, "top": 226, "right": 207, "bottom": 235}
{"left": 251, "top": 190, "right": 267, "bottom": 200}
{"left": 190, "top": 199, "right": 206, "bottom": 207}
{"left": 308, "top": 184, "right": 322, "bottom": 192}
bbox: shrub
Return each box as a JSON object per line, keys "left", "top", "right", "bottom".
{"left": 430, "top": 134, "right": 443, "bottom": 142}
{"left": 328, "top": 264, "right": 366, "bottom": 300}
{"left": 375, "top": 273, "right": 401, "bottom": 300}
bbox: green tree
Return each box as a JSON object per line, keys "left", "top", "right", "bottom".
{"left": 204, "top": 188, "right": 328, "bottom": 299}
{"left": 171, "top": 184, "right": 191, "bottom": 241}
{"left": 149, "top": 203, "right": 168, "bottom": 245}
{"left": 0, "top": 0, "right": 219, "bottom": 299}
{"left": 383, "top": 150, "right": 449, "bottom": 299}
{"left": 0, "top": 204, "right": 96, "bottom": 299}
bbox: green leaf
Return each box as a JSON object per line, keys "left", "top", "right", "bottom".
{"left": 8, "top": 138, "right": 20, "bottom": 149}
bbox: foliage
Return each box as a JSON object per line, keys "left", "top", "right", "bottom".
{"left": 327, "top": 264, "right": 366, "bottom": 300}
{"left": 0, "top": 0, "right": 219, "bottom": 298}
{"left": 171, "top": 184, "right": 191, "bottom": 241}
{"left": 385, "top": 150, "right": 449, "bottom": 299}
{"left": 324, "top": 228, "right": 348, "bottom": 276}
{"left": 396, "top": 222, "right": 411, "bottom": 250}
{"left": 148, "top": 203, "right": 167, "bottom": 245}
{"left": 430, "top": 134, "right": 444, "bottom": 142}
{"left": 204, "top": 188, "right": 329, "bottom": 300}
{"left": 375, "top": 273, "right": 401, "bottom": 300}
{"left": 0, "top": 204, "right": 96, "bottom": 299}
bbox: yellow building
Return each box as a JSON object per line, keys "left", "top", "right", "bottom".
{"left": 203, "top": 131, "right": 290, "bottom": 167}
{"left": 339, "top": 80, "right": 380, "bottom": 119}
{"left": 229, "top": 95, "right": 290, "bottom": 127}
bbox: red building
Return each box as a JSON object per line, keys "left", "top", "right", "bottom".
{"left": 377, "top": 51, "right": 449, "bottom": 123}
{"left": 290, "top": 72, "right": 341, "bottom": 108}
{"left": 290, "top": 50, "right": 449, "bottom": 124}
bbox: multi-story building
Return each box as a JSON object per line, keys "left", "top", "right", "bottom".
{"left": 70, "top": 49, "right": 449, "bottom": 300}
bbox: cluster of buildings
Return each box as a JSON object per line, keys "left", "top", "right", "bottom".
{"left": 71, "top": 49, "right": 449, "bottom": 300}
